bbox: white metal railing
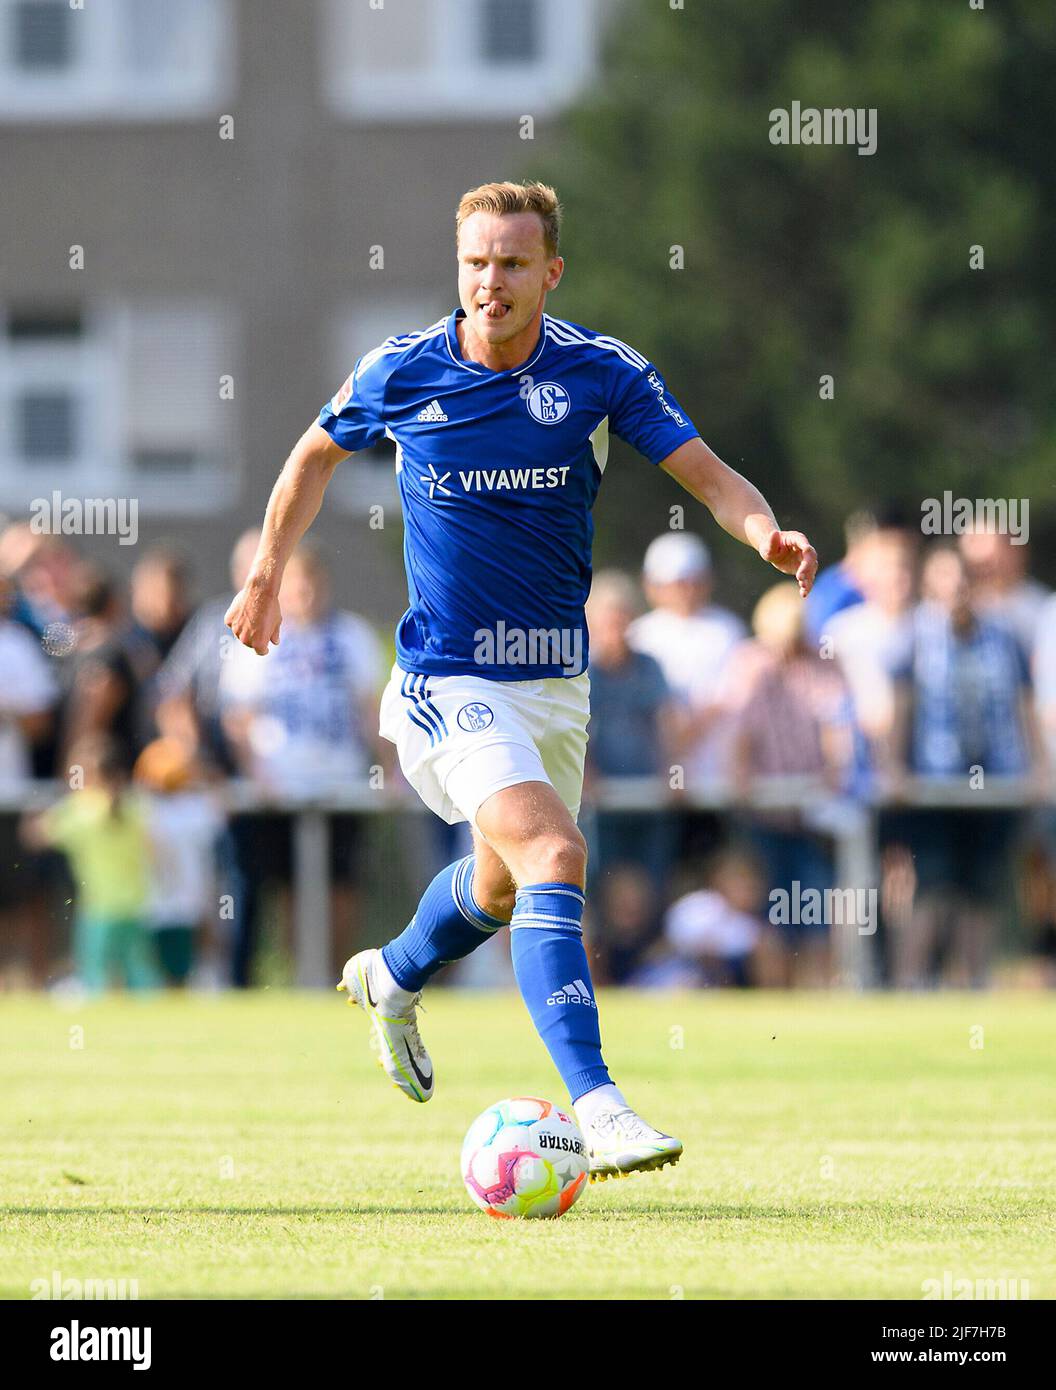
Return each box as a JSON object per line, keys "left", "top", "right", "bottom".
{"left": 0, "top": 775, "right": 1035, "bottom": 989}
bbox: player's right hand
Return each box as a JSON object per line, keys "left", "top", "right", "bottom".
{"left": 224, "top": 581, "right": 282, "bottom": 656}
{"left": 756, "top": 527, "right": 818, "bottom": 598}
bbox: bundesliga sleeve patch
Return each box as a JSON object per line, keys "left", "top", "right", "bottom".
{"left": 329, "top": 372, "right": 354, "bottom": 415}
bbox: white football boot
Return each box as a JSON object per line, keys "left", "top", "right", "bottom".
{"left": 337, "top": 948, "right": 434, "bottom": 1103}
{"left": 584, "top": 1105, "right": 683, "bottom": 1182}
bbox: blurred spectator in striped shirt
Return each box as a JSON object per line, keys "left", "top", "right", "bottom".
{"left": 219, "top": 542, "right": 383, "bottom": 980}
{"left": 888, "top": 545, "right": 1043, "bottom": 988}
{"left": 959, "top": 529, "right": 1048, "bottom": 659}
{"left": 726, "top": 582, "right": 853, "bottom": 987}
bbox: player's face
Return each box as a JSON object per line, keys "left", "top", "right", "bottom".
{"left": 457, "top": 211, "right": 563, "bottom": 346}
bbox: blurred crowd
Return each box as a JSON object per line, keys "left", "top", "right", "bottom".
{"left": 2, "top": 507, "right": 1055, "bottom": 995}
{"left": 583, "top": 513, "right": 1054, "bottom": 992}
{"left": 0, "top": 520, "right": 384, "bottom": 993}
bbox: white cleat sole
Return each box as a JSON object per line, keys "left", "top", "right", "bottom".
{"left": 589, "top": 1141, "right": 684, "bottom": 1184}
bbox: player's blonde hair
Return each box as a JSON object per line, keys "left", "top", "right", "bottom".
{"left": 456, "top": 180, "right": 562, "bottom": 258}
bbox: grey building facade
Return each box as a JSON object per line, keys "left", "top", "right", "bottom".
{"left": 1, "top": 0, "right": 606, "bottom": 621}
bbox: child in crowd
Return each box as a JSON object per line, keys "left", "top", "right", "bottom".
{"left": 629, "top": 850, "right": 765, "bottom": 989}
{"left": 21, "top": 734, "right": 158, "bottom": 992}
{"left": 133, "top": 737, "right": 225, "bottom": 987}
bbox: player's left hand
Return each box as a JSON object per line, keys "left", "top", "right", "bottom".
{"left": 757, "top": 529, "right": 818, "bottom": 597}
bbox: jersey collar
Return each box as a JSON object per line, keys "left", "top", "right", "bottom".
{"left": 445, "top": 308, "right": 549, "bottom": 377}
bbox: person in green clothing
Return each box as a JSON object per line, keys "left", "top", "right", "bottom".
{"left": 22, "top": 734, "right": 159, "bottom": 992}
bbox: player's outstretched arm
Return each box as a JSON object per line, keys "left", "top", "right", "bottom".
{"left": 225, "top": 422, "right": 350, "bottom": 654}
{"left": 659, "top": 437, "right": 818, "bottom": 597}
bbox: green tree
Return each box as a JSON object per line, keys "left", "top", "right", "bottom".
{"left": 534, "top": 0, "right": 1055, "bottom": 598}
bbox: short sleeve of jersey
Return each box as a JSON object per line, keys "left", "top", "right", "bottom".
{"left": 607, "top": 358, "right": 700, "bottom": 466}
{"left": 318, "top": 349, "right": 389, "bottom": 453}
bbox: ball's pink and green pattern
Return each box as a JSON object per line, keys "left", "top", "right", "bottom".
{"left": 461, "top": 1097, "right": 589, "bottom": 1219}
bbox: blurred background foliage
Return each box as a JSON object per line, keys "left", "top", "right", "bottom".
{"left": 530, "top": 0, "right": 1054, "bottom": 603}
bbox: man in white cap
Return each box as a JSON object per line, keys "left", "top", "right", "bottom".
{"left": 629, "top": 532, "right": 746, "bottom": 782}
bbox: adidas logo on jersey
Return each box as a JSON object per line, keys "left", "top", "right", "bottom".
{"left": 546, "top": 979, "right": 596, "bottom": 1008}
{"left": 416, "top": 399, "right": 449, "bottom": 423}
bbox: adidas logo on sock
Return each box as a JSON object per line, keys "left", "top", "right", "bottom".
{"left": 416, "top": 398, "right": 448, "bottom": 422}
{"left": 546, "top": 978, "right": 596, "bottom": 1008}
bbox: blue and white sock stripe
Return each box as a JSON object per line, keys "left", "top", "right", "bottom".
{"left": 451, "top": 855, "right": 506, "bottom": 934}
{"left": 400, "top": 673, "right": 448, "bottom": 746}
{"left": 510, "top": 881, "right": 586, "bottom": 935}
{"left": 512, "top": 915, "right": 584, "bottom": 932}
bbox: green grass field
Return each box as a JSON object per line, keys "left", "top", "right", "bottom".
{"left": 1, "top": 990, "right": 1053, "bottom": 1299}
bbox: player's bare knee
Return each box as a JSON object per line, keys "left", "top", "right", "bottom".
{"left": 523, "top": 828, "right": 587, "bottom": 887}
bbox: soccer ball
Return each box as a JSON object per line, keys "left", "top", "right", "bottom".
{"left": 461, "top": 1096, "right": 589, "bottom": 1219}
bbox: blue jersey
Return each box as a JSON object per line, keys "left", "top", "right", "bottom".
{"left": 318, "top": 309, "right": 699, "bottom": 680}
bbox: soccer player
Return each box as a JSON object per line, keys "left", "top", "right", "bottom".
{"left": 225, "top": 181, "right": 817, "bottom": 1181}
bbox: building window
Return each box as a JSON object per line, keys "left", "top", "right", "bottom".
{"left": 322, "top": 0, "right": 600, "bottom": 121}
{"left": 13, "top": 0, "right": 71, "bottom": 70}
{"left": 6, "top": 312, "right": 80, "bottom": 467}
{"left": 7, "top": 309, "right": 82, "bottom": 340}
{"left": 131, "top": 448, "right": 197, "bottom": 475}
{"left": 0, "top": 301, "right": 240, "bottom": 514}
{"left": 120, "top": 302, "right": 239, "bottom": 505}
{"left": 480, "top": 0, "right": 540, "bottom": 65}
{"left": 0, "top": 0, "right": 235, "bottom": 120}
{"left": 1, "top": 310, "right": 93, "bottom": 491}
{"left": 18, "top": 390, "right": 75, "bottom": 461}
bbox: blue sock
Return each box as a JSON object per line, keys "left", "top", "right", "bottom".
{"left": 382, "top": 855, "right": 507, "bottom": 991}
{"left": 509, "top": 882, "right": 611, "bottom": 1102}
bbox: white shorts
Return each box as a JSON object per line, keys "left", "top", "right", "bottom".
{"left": 379, "top": 664, "right": 590, "bottom": 828}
